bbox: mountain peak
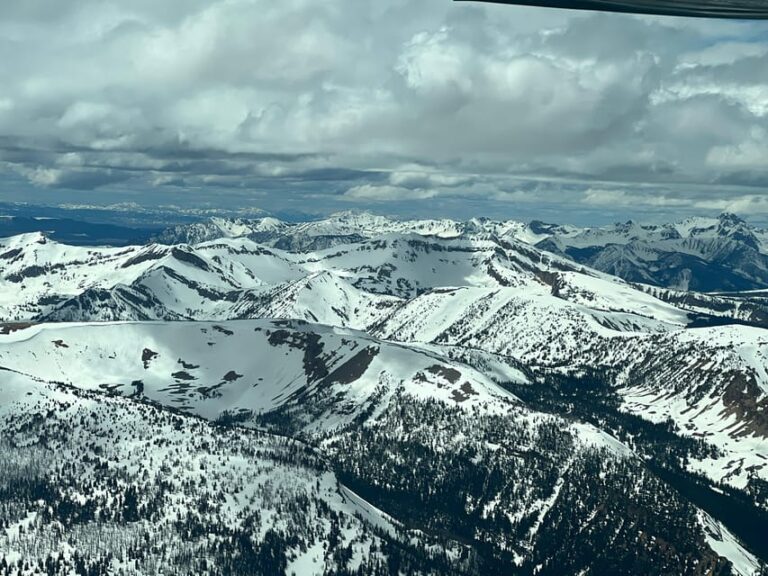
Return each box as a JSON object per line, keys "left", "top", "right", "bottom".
{"left": 325, "top": 210, "right": 393, "bottom": 224}
{"left": 7, "top": 230, "right": 49, "bottom": 246}
{"left": 717, "top": 211, "right": 747, "bottom": 226}
{"left": 528, "top": 220, "right": 560, "bottom": 235}
{"left": 715, "top": 211, "right": 759, "bottom": 249}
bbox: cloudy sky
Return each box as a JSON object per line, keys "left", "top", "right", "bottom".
{"left": 1, "top": 0, "right": 768, "bottom": 224}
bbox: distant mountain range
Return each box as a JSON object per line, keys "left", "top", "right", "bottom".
{"left": 0, "top": 202, "right": 281, "bottom": 246}
{"left": 534, "top": 213, "right": 768, "bottom": 292}
{"left": 152, "top": 211, "right": 768, "bottom": 293}
{"left": 4, "top": 205, "right": 767, "bottom": 293}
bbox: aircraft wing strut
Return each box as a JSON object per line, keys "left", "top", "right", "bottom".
{"left": 458, "top": 0, "right": 768, "bottom": 19}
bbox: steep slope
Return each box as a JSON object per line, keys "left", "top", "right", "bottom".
{"left": 535, "top": 213, "right": 768, "bottom": 292}
{"left": 0, "top": 233, "right": 166, "bottom": 320}
{"left": 373, "top": 280, "right": 768, "bottom": 492}
{"left": 0, "top": 232, "right": 576, "bottom": 321}
{"left": 0, "top": 320, "right": 759, "bottom": 575}
{"left": 153, "top": 214, "right": 280, "bottom": 244}
{"left": 0, "top": 319, "right": 517, "bottom": 429}
{"left": 0, "top": 372, "right": 456, "bottom": 575}
{"left": 230, "top": 271, "right": 402, "bottom": 329}
{"left": 0, "top": 237, "right": 300, "bottom": 322}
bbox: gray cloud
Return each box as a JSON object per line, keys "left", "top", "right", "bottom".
{"left": 0, "top": 0, "right": 767, "bottom": 223}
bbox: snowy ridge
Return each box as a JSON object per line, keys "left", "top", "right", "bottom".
{"left": 0, "top": 319, "right": 520, "bottom": 429}
{"left": 533, "top": 213, "right": 768, "bottom": 292}
{"left": 149, "top": 209, "right": 768, "bottom": 293}
{"left": 373, "top": 283, "right": 768, "bottom": 488}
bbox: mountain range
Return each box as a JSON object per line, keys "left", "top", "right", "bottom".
{"left": 0, "top": 211, "right": 767, "bottom": 574}
{"left": 153, "top": 210, "right": 768, "bottom": 293}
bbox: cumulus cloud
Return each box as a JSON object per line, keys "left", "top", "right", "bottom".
{"left": 583, "top": 188, "right": 690, "bottom": 207}
{"left": 0, "top": 0, "right": 767, "bottom": 222}
{"left": 343, "top": 184, "right": 438, "bottom": 202}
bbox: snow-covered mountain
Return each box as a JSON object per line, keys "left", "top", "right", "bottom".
{"left": 153, "top": 210, "right": 530, "bottom": 250}
{"left": 1, "top": 215, "right": 768, "bottom": 574}
{"left": 1, "top": 320, "right": 761, "bottom": 575}
{"left": 534, "top": 213, "right": 768, "bottom": 292}
{"left": 4, "top": 224, "right": 765, "bottom": 326}
{"left": 153, "top": 210, "right": 768, "bottom": 293}
{"left": 0, "top": 319, "right": 521, "bottom": 429}
{"left": 1, "top": 226, "right": 767, "bottom": 486}
{"left": 0, "top": 369, "right": 455, "bottom": 575}
{"left": 0, "top": 228, "right": 591, "bottom": 322}
{"left": 373, "top": 283, "right": 768, "bottom": 490}
{"left": 153, "top": 215, "right": 288, "bottom": 245}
